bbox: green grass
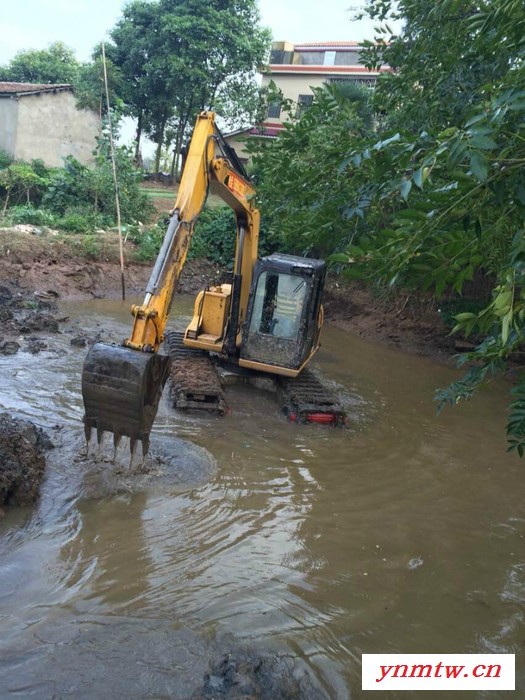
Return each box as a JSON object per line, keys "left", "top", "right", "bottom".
{"left": 141, "top": 189, "right": 177, "bottom": 198}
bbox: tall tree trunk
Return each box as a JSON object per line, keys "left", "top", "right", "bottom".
{"left": 134, "top": 109, "right": 143, "bottom": 164}
{"left": 170, "top": 122, "right": 185, "bottom": 182}
{"left": 153, "top": 117, "right": 167, "bottom": 177}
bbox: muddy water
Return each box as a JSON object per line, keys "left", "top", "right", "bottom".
{"left": 0, "top": 298, "right": 524, "bottom": 699}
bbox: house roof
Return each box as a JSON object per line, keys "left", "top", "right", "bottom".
{"left": 266, "top": 65, "right": 388, "bottom": 75}
{"left": 294, "top": 42, "right": 361, "bottom": 49}
{"left": 0, "top": 82, "right": 72, "bottom": 97}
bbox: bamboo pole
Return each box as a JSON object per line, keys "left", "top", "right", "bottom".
{"left": 101, "top": 41, "right": 126, "bottom": 301}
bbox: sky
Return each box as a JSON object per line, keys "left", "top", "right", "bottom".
{"left": 0, "top": 0, "right": 379, "bottom": 65}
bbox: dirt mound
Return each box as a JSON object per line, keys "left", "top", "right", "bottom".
{"left": 192, "top": 652, "right": 327, "bottom": 699}
{"left": 0, "top": 413, "right": 53, "bottom": 507}
{"left": 0, "top": 282, "right": 62, "bottom": 353}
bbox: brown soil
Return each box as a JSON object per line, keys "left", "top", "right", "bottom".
{"left": 0, "top": 227, "right": 453, "bottom": 361}
{"left": 323, "top": 277, "right": 454, "bottom": 361}
{"left": 0, "top": 227, "right": 225, "bottom": 300}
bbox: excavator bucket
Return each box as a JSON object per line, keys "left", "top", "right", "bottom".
{"left": 81, "top": 342, "right": 170, "bottom": 457}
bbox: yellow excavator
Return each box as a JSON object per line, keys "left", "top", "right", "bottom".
{"left": 82, "top": 112, "right": 343, "bottom": 457}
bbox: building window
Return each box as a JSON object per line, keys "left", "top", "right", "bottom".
{"left": 267, "top": 101, "right": 282, "bottom": 119}
{"left": 296, "top": 94, "right": 314, "bottom": 118}
{"left": 334, "top": 51, "right": 362, "bottom": 66}
{"left": 270, "top": 49, "right": 293, "bottom": 64}
{"left": 324, "top": 50, "right": 336, "bottom": 66}
{"left": 294, "top": 51, "right": 324, "bottom": 65}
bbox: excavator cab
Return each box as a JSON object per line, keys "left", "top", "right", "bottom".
{"left": 240, "top": 254, "right": 326, "bottom": 377}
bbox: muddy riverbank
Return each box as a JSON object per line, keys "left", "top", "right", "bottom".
{"left": 0, "top": 228, "right": 453, "bottom": 360}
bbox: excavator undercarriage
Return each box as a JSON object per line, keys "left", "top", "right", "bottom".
{"left": 164, "top": 330, "right": 346, "bottom": 425}
{"left": 164, "top": 330, "right": 227, "bottom": 414}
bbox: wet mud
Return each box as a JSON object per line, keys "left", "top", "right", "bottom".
{"left": 0, "top": 412, "right": 52, "bottom": 507}
{"left": 0, "top": 283, "right": 62, "bottom": 355}
{"left": 56, "top": 431, "right": 217, "bottom": 499}
{"left": 1, "top": 294, "right": 525, "bottom": 697}
{"left": 193, "top": 651, "right": 327, "bottom": 699}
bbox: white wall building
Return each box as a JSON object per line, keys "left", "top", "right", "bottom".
{"left": 0, "top": 82, "right": 100, "bottom": 167}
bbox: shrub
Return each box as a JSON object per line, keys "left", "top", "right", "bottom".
{"left": 80, "top": 234, "right": 102, "bottom": 259}
{"left": 0, "top": 151, "right": 13, "bottom": 169}
{"left": 190, "top": 207, "right": 236, "bottom": 266}
{"left": 55, "top": 206, "right": 110, "bottom": 233}
{"left": 127, "top": 223, "right": 165, "bottom": 261}
{"left": 0, "top": 162, "right": 48, "bottom": 212}
{"left": 41, "top": 157, "right": 90, "bottom": 213}
{"left": 189, "top": 206, "right": 282, "bottom": 267}
{"left": 41, "top": 151, "right": 152, "bottom": 225}
{"left": 3, "top": 205, "right": 56, "bottom": 227}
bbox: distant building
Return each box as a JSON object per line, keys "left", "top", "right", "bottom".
{"left": 262, "top": 41, "right": 388, "bottom": 131}
{"left": 0, "top": 82, "right": 99, "bottom": 168}
{"left": 224, "top": 40, "right": 389, "bottom": 160}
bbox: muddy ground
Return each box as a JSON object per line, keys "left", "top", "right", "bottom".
{"left": 0, "top": 413, "right": 52, "bottom": 508}
{"left": 0, "top": 227, "right": 454, "bottom": 360}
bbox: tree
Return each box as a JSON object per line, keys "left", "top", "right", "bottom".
{"left": 249, "top": 82, "right": 374, "bottom": 257}
{"left": 74, "top": 53, "right": 124, "bottom": 117}
{"left": 108, "top": 0, "right": 165, "bottom": 162}
{"left": 0, "top": 41, "right": 112, "bottom": 116}
{"left": 108, "top": 0, "right": 271, "bottom": 175}
{"left": 346, "top": 0, "right": 525, "bottom": 452}
{"left": 0, "top": 42, "right": 81, "bottom": 85}
{"left": 359, "top": 0, "right": 519, "bottom": 132}
{"left": 252, "top": 0, "right": 525, "bottom": 453}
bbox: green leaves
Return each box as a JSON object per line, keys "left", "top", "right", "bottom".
{"left": 247, "top": 0, "right": 525, "bottom": 454}
{"left": 248, "top": 82, "right": 374, "bottom": 257}
{"left": 469, "top": 151, "right": 488, "bottom": 182}
{"left": 400, "top": 179, "right": 412, "bottom": 201}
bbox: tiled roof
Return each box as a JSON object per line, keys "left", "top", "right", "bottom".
{"left": 0, "top": 82, "right": 72, "bottom": 96}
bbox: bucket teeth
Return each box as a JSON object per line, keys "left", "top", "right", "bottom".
{"left": 96, "top": 427, "right": 104, "bottom": 446}
{"left": 112, "top": 432, "right": 122, "bottom": 460}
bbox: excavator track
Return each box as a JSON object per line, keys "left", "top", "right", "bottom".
{"left": 277, "top": 369, "right": 347, "bottom": 426}
{"left": 164, "top": 330, "right": 227, "bottom": 414}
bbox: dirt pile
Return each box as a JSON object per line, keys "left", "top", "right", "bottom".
{"left": 0, "top": 283, "right": 62, "bottom": 355}
{"left": 192, "top": 652, "right": 327, "bottom": 700}
{"left": 0, "top": 413, "right": 53, "bottom": 507}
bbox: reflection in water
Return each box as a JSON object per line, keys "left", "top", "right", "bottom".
{"left": 61, "top": 493, "right": 151, "bottom": 612}
{"left": 0, "top": 299, "right": 524, "bottom": 698}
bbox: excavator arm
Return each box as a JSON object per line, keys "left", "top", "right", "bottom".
{"left": 81, "top": 112, "right": 259, "bottom": 456}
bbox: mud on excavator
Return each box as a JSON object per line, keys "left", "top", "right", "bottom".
{"left": 81, "top": 112, "right": 345, "bottom": 457}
